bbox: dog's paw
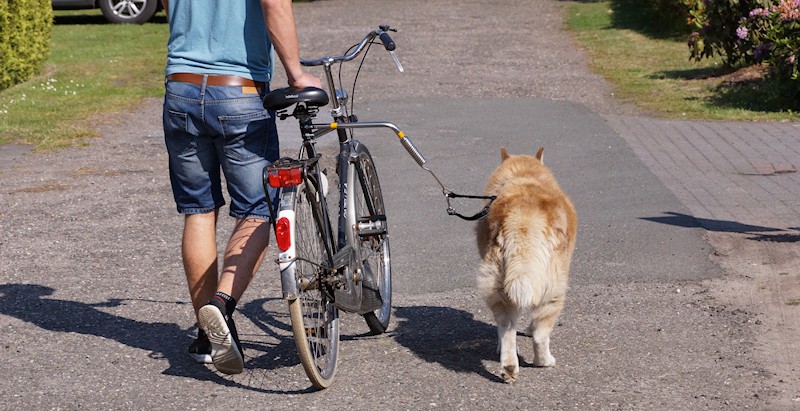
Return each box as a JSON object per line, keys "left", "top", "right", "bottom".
{"left": 533, "top": 353, "right": 556, "bottom": 367}
{"left": 501, "top": 364, "right": 518, "bottom": 383}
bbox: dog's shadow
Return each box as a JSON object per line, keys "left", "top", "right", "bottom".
{"left": 394, "top": 305, "right": 521, "bottom": 383}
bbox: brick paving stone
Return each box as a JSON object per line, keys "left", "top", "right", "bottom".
{"left": 606, "top": 115, "right": 800, "bottom": 231}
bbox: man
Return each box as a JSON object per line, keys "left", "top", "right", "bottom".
{"left": 162, "top": 0, "right": 321, "bottom": 374}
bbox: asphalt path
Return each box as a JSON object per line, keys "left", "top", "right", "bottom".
{"left": 0, "top": 97, "right": 765, "bottom": 410}
{"left": 0, "top": 0, "right": 783, "bottom": 409}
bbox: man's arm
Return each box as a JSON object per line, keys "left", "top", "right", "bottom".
{"left": 161, "top": 0, "right": 168, "bottom": 17}
{"left": 261, "top": 0, "right": 321, "bottom": 89}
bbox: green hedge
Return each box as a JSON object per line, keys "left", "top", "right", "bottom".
{"left": 0, "top": 0, "right": 53, "bottom": 92}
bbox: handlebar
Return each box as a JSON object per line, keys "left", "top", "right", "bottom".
{"left": 300, "top": 25, "right": 401, "bottom": 71}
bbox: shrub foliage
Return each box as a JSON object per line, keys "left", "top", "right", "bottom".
{"left": 686, "top": 0, "right": 799, "bottom": 105}
{"left": 0, "top": 0, "right": 53, "bottom": 92}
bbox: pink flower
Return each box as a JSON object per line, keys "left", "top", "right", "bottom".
{"left": 776, "top": 0, "right": 800, "bottom": 21}
{"left": 736, "top": 26, "right": 749, "bottom": 39}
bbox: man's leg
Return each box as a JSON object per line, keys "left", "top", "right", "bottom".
{"left": 183, "top": 211, "right": 219, "bottom": 364}
{"left": 198, "top": 217, "right": 271, "bottom": 374}
{"left": 182, "top": 210, "right": 219, "bottom": 317}
{"left": 218, "top": 217, "right": 271, "bottom": 301}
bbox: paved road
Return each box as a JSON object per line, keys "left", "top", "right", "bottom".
{"left": 1, "top": 0, "right": 798, "bottom": 409}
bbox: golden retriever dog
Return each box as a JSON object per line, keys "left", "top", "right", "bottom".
{"left": 476, "top": 147, "right": 577, "bottom": 383}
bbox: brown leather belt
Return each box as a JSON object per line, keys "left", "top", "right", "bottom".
{"left": 167, "top": 73, "right": 265, "bottom": 88}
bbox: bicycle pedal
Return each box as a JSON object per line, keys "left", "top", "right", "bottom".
{"left": 357, "top": 215, "right": 387, "bottom": 237}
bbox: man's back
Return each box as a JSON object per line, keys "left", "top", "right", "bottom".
{"left": 165, "top": 0, "right": 273, "bottom": 81}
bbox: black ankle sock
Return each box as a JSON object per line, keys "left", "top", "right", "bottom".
{"left": 211, "top": 291, "right": 237, "bottom": 316}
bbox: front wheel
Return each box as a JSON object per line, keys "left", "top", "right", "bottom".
{"left": 98, "top": 0, "right": 158, "bottom": 24}
{"left": 287, "top": 178, "right": 339, "bottom": 389}
{"left": 349, "top": 144, "right": 392, "bottom": 334}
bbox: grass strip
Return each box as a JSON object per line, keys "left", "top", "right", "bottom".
{"left": 565, "top": 1, "right": 799, "bottom": 121}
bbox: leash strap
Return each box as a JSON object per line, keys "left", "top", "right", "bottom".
{"left": 445, "top": 192, "right": 497, "bottom": 221}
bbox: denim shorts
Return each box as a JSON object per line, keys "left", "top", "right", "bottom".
{"left": 163, "top": 78, "right": 279, "bottom": 220}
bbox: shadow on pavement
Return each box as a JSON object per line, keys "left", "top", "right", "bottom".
{"left": 0, "top": 283, "right": 311, "bottom": 393}
{"left": 394, "top": 305, "right": 505, "bottom": 383}
{"left": 641, "top": 212, "right": 800, "bottom": 243}
{"left": 237, "top": 297, "right": 303, "bottom": 372}
{"left": 0, "top": 284, "right": 205, "bottom": 377}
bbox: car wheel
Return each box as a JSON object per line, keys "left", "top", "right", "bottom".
{"left": 98, "top": 0, "right": 158, "bottom": 24}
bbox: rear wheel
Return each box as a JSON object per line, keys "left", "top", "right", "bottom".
{"left": 349, "top": 145, "right": 392, "bottom": 334}
{"left": 287, "top": 178, "right": 339, "bottom": 389}
{"left": 98, "top": 0, "right": 158, "bottom": 24}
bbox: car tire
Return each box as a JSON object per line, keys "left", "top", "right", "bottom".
{"left": 98, "top": 0, "right": 158, "bottom": 24}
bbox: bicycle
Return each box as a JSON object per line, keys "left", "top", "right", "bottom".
{"left": 260, "top": 25, "right": 422, "bottom": 389}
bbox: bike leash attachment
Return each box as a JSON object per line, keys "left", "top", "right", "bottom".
{"left": 393, "top": 130, "right": 496, "bottom": 221}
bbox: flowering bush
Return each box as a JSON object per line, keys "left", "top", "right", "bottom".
{"left": 686, "top": 0, "right": 773, "bottom": 65}
{"left": 687, "top": 0, "right": 799, "bottom": 104}
{"left": 739, "top": 1, "right": 800, "bottom": 80}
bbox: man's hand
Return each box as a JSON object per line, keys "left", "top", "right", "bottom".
{"left": 289, "top": 71, "right": 322, "bottom": 89}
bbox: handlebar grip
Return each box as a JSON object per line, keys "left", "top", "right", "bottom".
{"left": 379, "top": 32, "right": 396, "bottom": 51}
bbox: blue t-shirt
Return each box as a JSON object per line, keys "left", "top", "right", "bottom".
{"left": 165, "top": 0, "right": 274, "bottom": 82}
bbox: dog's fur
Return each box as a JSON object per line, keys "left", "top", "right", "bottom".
{"left": 476, "top": 147, "right": 577, "bottom": 383}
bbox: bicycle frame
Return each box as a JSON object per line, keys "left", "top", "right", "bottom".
{"left": 263, "top": 25, "right": 410, "bottom": 389}
{"left": 266, "top": 25, "right": 421, "bottom": 317}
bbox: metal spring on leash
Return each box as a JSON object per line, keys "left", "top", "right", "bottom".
{"left": 399, "top": 135, "right": 496, "bottom": 221}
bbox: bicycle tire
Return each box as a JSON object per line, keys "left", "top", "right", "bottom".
{"left": 349, "top": 144, "right": 392, "bottom": 334}
{"left": 287, "top": 177, "right": 340, "bottom": 389}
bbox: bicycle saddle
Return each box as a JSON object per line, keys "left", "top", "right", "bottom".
{"left": 262, "top": 87, "right": 329, "bottom": 110}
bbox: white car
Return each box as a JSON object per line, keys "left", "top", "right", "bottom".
{"left": 51, "top": 0, "right": 161, "bottom": 24}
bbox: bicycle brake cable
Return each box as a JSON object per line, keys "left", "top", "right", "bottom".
{"left": 396, "top": 134, "right": 496, "bottom": 221}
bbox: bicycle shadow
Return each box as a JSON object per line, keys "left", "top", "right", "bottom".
{"left": 236, "top": 297, "right": 305, "bottom": 372}
{"left": 393, "top": 305, "right": 505, "bottom": 383}
{"left": 0, "top": 283, "right": 309, "bottom": 394}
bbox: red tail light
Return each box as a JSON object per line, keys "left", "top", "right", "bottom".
{"left": 275, "top": 217, "right": 291, "bottom": 252}
{"left": 268, "top": 168, "right": 302, "bottom": 188}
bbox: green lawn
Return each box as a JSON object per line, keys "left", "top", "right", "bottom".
{"left": 0, "top": 10, "right": 168, "bottom": 149}
{"left": 566, "top": 1, "right": 799, "bottom": 121}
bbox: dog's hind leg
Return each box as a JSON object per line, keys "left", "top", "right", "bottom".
{"left": 527, "top": 298, "right": 564, "bottom": 367}
{"left": 491, "top": 302, "right": 520, "bottom": 383}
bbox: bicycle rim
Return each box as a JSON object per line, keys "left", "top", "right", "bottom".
{"left": 352, "top": 147, "right": 392, "bottom": 334}
{"left": 288, "top": 179, "right": 339, "bottom": 389}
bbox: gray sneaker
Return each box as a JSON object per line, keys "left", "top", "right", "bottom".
{"left": 198, "top": 303, "right": 244, "bottom": 374}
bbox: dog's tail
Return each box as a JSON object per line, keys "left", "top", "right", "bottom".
{"left": 501, "top": 212, "right": 567, "bottom": 308}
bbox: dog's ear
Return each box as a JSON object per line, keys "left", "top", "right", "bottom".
{"left": 535, "top": 147, "right": 544, "bottom": 163}
{"left": 501, "top": 147, "right": 510, "bottom": 161}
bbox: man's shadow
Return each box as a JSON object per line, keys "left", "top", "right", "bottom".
{"left": 641, "top": 212, "right": 800, "bottom": 243}
{"left": 0, "top": 283, "right": 308, "bottom": 393}
{"left": 393, "top": 305, "right": 507, "bottom": 383}
{"left": 0, "top": 284, "right": 207, "bottom": 375}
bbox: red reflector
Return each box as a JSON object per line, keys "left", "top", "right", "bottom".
{"left": 275, "top": 217, "right": 291, "bottom": 251}
{"left": 268, "top": 168, "right": 302, "bottom": 188}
